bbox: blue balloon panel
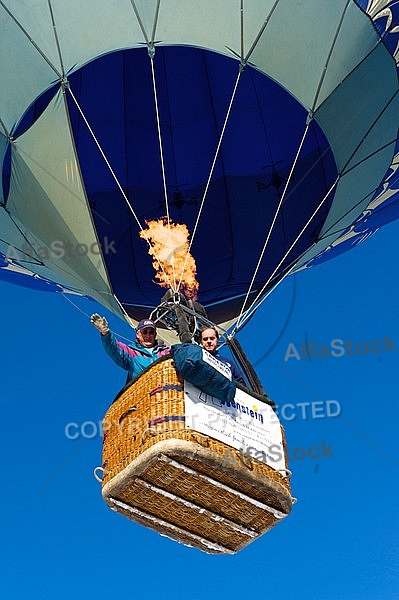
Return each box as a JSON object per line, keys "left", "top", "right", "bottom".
{"left": 55, "top": 47, "right": 337, "bottom": 322}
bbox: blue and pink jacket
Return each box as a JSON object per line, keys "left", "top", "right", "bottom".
{"left": 101, "top": 331, "right": 170, "bottom": 381}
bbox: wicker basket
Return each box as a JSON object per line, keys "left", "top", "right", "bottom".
{"left": 100, "top": 357, "right": 293, "bottom": 554}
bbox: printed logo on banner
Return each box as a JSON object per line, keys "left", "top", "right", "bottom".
{"left": 184, "top": 381, "right": 285, "bottom": 471}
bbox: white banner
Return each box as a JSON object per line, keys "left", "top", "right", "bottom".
{"left": 201, "top": 348, "right": 232, "bottom": 380}
{"left": 184, "top": 381, "right": 286, "bottom": 472}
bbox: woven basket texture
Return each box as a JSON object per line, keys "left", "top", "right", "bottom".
{"left": 101, "top": 357, "right": 292, "bottom": 553}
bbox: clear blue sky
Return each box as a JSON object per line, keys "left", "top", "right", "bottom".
{"left": 1, "top": 220, "right": 399, "bottom": 600}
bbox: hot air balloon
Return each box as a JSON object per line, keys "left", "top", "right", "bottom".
{"left": 1, "top": 0, "right": 399, "bottom": 552}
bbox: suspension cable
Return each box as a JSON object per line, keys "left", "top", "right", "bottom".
{"left": 235, "top": 118, "right": 312, "bottom": 329}
{"left": 129, "top": 0, "right": 178, "bottom": 291}
{"left": 67, "top": 88, "right": 142, "bottom": 228}
{"left": 232, "top": 0, "right": 359, "bottom": 334}
{"left": 0, "top": 0, "right": 61, "bottom": 78}
{"left": 66, "top": 85, "right": 175, "bottom": 293}
{"left": 130, "top": 0, "right": 177, "bottom": 291}
{"left": 149, "top": 49, "right": 177, "bottom": 292}
{"left": 112, "top": 293, "right": 138, "bottom": 329}
{"left": 47, "top": 0, "right": 65, "bottom": 79}
{"left": 0, "top": 117, "right": 9, "bottom": 140}
{"left": 233, "top": 177, "right": 339, "bottom": 333}
{"left": 61, "top": 291, "right": 137, "bottom": 345}
{"left": 176, "top": 67, "right": 243, "bottom": 293}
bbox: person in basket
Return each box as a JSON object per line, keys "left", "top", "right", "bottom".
{"left": 91, "top": 314, "right": 170, "bottom": 382}
{"left": 200, "top": 327, "right": 245, "bottom": 385}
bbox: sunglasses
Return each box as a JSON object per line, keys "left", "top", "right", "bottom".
{"left": 141, "top": 328, "right": 156, "bottom": 335}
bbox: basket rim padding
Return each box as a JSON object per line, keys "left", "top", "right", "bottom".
{"left": 102, "top": 438, "right": 292, "bottom": 516}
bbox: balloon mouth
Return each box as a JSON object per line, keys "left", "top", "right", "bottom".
{"left": 6, "top": 45, "right": 337, "bottom": 324}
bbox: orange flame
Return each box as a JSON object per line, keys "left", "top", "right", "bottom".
{"left": 139, "top": 217, "right": 199, "bottom": 300}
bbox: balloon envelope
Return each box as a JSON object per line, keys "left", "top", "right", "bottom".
{"left": 1, "top": 0, "right": 398, "bottom": 328}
